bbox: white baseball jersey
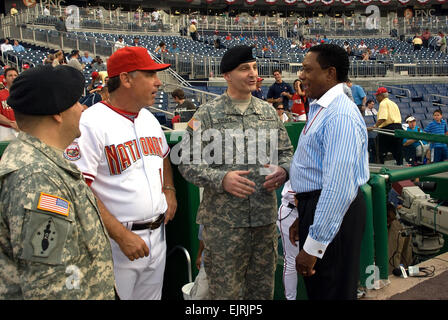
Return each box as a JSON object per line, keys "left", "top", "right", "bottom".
{"left": 66, "top": 101, "right": 169, "bottom": 223}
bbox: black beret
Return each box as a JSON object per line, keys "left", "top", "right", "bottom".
{"left": 220, "top": 45, "right": 256, "bottom": 74}
{"left": 7, "top": 64, "right": 85, "bottom": 115}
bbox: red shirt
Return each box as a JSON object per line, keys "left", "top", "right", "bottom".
{"left": 291, "top": 93, "right": 306, "bottom": 116}
{"left": 0, "top": 89, "right": 15, "bottom": 128}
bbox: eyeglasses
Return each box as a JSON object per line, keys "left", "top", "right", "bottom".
{"left": 277, "top": 108, "right": 284, "bottom": 110}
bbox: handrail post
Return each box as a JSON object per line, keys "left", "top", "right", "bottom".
{"left": 368, "top": 174, "right": 389, "bottom": 280}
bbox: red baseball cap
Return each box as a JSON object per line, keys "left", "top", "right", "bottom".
{"left": 257, "top": 77, "right": 264, "bottom": 82}
{"left": 374, "top": 87, "right": 388, "bottom": 95}
{"left": 107, "top": 47, "right": 170, "bottom": 78}
{"left": 91, "top": 71, "right": 99, "bottom": 79}
{"left": 22, "top": 64, "right": 30, "bottom": 70}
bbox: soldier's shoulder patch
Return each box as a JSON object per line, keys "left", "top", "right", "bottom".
{"left": 64, "top": 141, "right": 81, "bottom": 161}
{"left": 37, "top": 192, "right": 70, "bottom": 217}
{"left": 187, "top": 117, "right": 201, "bottom": 131}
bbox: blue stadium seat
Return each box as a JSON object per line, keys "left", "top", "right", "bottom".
{"left": 413, "top": 113, "right": 427, "bottom": 120}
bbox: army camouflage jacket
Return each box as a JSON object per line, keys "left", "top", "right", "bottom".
{"left": 177, "top": 93, "right": 293, "bottom": 228}
{"left": 0, "top": 133, "right": 115, "bottom": 300}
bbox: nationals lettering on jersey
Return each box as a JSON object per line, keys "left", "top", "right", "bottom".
{"left": 67, "top": 102, "right": 169, "bottom": 223}
{"left": 105, "top": 136, "right": 165, "bottom": 175}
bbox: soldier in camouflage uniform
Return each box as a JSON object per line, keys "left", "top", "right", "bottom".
{"left": 0, "top": 65, "right": 116, "bottom": 299}
{"left": 177, "top": 46, "right": 293, "bottom": 299}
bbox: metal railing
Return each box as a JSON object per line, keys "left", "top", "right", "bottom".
{"left": 1, "top": 5, "right": 172, "bottom": 34}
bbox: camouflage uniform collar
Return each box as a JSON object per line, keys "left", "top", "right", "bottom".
{"left": 222, "top": 92, "right": 262, "bottom": 115}
{"left": 17, "top": 132, "right": 82, "bottom": 179}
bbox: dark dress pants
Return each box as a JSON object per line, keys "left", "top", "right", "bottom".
{"left": 296, "top": 188, "right": 366, "bottom": 300}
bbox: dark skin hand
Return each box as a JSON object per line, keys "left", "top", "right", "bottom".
{"left": 289, "top": 217, "right": 317, "bottom": 277}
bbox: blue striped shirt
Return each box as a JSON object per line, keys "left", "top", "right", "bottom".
{"left": 424, "top": 119, "right": 448, "bottom": 148}
{"left": 290, "top": 83, "right": 369, "bottom": 258}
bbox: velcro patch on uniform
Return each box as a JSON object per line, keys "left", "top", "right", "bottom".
{"left": 37, "top": 193, "right": 70, "bottom": 217}
{"left": 187, "top": 117, "right": 201, "bottom": 131}
{"left": 64, "top": 141, "right": 81, "bottom": 161}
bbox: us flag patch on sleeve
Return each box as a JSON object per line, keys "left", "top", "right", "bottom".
{"left": 37, "top": 193, "right": 70, "bottom": 217}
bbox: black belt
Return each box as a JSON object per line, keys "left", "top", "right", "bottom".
{"left": 131, "top": 214, "right": 165, "bottom": 231}
{"left": 295, "top": 189, "right": 322, "bottom": 201}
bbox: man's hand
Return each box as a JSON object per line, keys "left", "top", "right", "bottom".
{"left": 164, "top": 189, "right": 177, "bottom": 225}
{"left": 117, "top": 229, "right": 150, "bottom": 261}
{"left": 296, "top": 250, "right": 317, "bottom": 277}
{"left": 262, "top": 164, "right": 287, "bottom": 192}
{"left": 289, "top": 218, "right": 299, "bottom": 247}
{"left": 222, "top": 170, "right": 256, "bottom": 199}
{"left": 9, "top": 120, "right": 19, "bottom": 132}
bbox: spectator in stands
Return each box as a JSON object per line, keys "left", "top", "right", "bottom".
{"left": 225, "top": 33, "right": 232, "bottom": 41}
{"left": 358, "top": 40, "right": 367, "bottom": 51}
{"left": 132, "top": 37, "right": 140, "bottom": 47}
{"left": 322, "top": 35, "right": 329, "bottom": 43}
{"left": 261, "top": 45, "right": 269, "bottom": 57}
{"left": 55, "top": 16, "right": 67, "bottom": 33}
{"left": 412, "top": 33, "right": 423, "bottom": 51}
{"left": 291, "top": 79, "right": 306, "bottom": 121}
{"left": 12, "top": 40, "right": 25, "bottom": 53}
{"left": 424, "top": 109, "right": 448, "bottom": 163}
{"left": 368, "top": 87, "right": 403, "bottom": 165}
{"left": 0, "top": 67, "right": 19, "bottom": 141}
{"left": 81, "top": 85, "right": 109, "bottom": 109}
{"left": 172, "top": 88, "right": 196, "bottom": 111}
{"left": 169, "top": 42, "right": 180, "bottom": 53}
{"left": 86, "top": 71, "right": 101, "bottom": 92}
{"left": 92, "top": 56, "right": 106, "bottom": 72}
{"left": 67, "top": 50, "right": 83, "bottom": 71}
{"left": 52, "top": 50, "right": 65, "bottom": 66}
{"left": 274, "top": 102, "right": 290, "bottom": 123}
{"left": 403, "top": 115, "right": 429, "bottom": 165}
{"left": 365, "top": 99, "right": 377, "bottom": 117}
{"left": 251, "top": 77, "right": 265, "bottom": 100}
{"left": 361, "top": 50, "right": 370, "bottom": 61}
{"left": 342, "top": 82, "right": 354, "bottom": 102}
{"left": 346, "top": 46, "right": 354, "bottom": 56}
{"left": 343, "top": 41, "right": 350, "bottom": 52}
{"left": 43, "top": 5, "right": 50, "bottom": 16}
{"left": 267, "top": 69, "right": 294, "bottom": 111}
{"left": 114, "top": 36, "right": 126, "bottom": 52}
{"left": 346, "top": 79, "right": 366, "bottom": 115}
{"left": 422, "top": 29, "right": 431, "bottom": 48}
{"left": 365, "top": 99, "right": 378, "bottom": 163}
{"left": 0, "top": 39, "right": 14, "bottom": 53}
{"left": 44, "top": 53, "right": 55, "bottom": 65}
{"left": 189, "top": 21, "right": 198, "bottom": 41}
{"left": 151, "top": 9, "right": 160, "bottom": 23}
{"left": 81, "top": 51, "right": 93, "bottom": 65}
{"left": 379, "top": 46, "right": 389, "bottom": 55}
{"left": 10, "top": 4, "right": 18, "bottom": 16}
{"left": 439, "top": 32, "right": 447, "bottom": 53}
{"left": 155, "top": 41, "right": 168, "bottom": 54}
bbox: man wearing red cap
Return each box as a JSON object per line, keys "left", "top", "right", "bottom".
{"left": 66, "top": 46, "right": 177, "bottom": 300}
{"left": 368, "top": 87, "right": 403, "bottom": 165}
{"left": 0, "top": 67, "right": 19, "bottom": 141}
{"left": 10, "top": 4, "right": 18, "bottom": 16}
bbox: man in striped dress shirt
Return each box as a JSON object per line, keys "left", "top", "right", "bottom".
{"left": 289, "top": 44, "right": 370, "bottom": 300}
